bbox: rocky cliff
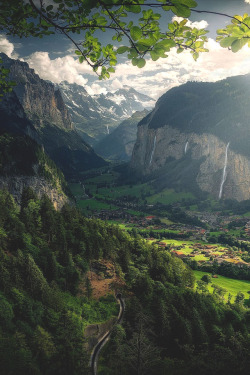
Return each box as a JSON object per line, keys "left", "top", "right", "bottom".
{"left": 0, "top": 53, "right": 106, "bottom": 179}
{"left": 0, "top": 176, "right": 68, "bottom": 210}
{"left": 131, "top": 75, "right": 250, "bottom": 201}
{"left": 1, "top": 53, "right": 72, "bottom": 130}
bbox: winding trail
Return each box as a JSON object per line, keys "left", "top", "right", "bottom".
{"left": 90, "top": 294, "right": 125, "bottom": 375}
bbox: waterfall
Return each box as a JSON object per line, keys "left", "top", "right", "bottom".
{"left": 184, "top": 141, "right": 189, "bottom": 154}
{"left": 106, "top": 125, "right": 109, "bottom": 134}
{"left": 219, "top": 142, "right": 230, "bottom": 199}
{"left": 149, "top": 135, "right": 156, "bottom": 165}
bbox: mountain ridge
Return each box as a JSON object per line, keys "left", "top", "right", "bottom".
{"left": 131, "top": 74, "right": 250, "bottom": 201}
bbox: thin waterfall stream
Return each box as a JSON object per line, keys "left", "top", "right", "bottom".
{"left": 149, "top": 135, "right": 156, "bottom": 165}
{"left": 219, "top": 142, "right": 230, "bottom": 199}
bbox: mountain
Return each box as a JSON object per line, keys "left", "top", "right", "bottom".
{"left": 131, "top": 75, "right": 250, "bottom": 201}
{"left": 58, "top": 81, "right": 155, "bottom": 145}
{"left": 0, "top": 88, "right": 70, "bottom": 208}
{"left": 0, "top": 53, "right": 106, "bottom": 179}
{"left": 95, "top": 109, "right": 149, "bottom": 161}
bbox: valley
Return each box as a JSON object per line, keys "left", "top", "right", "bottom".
{"left": 2, "top": 37, "right": 250, "bottom": 374}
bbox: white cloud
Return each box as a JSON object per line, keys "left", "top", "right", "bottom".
{"left": 25, "top": 51, "right": 94, "bottom": 86}
{"left": 92, "top": 36, "right": 250, "bottom": 99}
{"left": 172, "top": 16, "right": 209, "bottom": 29}
{"left": 245, "top": 0, "right": 250, "bottom": 4}
{"left": 0, "top": 35, "right": 18, "bottom": 58}
{"left": 85, "top": 83, "right": 107, "bottom": 96}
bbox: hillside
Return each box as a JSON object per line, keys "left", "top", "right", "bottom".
{"left": 0, "top": 53, "right": 106, "bottom": 179}
{"left": 131, "top": 74, "right": 250, "bottom": 201}
{"left": 1, "top": 190, "right": 250, "bottom": 375}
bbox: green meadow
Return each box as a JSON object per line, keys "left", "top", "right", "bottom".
{"left": 194, "top": 270, "right": 250, "bottom": 302}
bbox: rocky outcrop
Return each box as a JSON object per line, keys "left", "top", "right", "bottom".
{"left": 0, "top": 53, "right": 106, "bottom": 179}
{"left": 131, "top": 74, "right": 250, "bottom": 201}
{"left": 0, "top": 176, "right": 68, "bottom": 210}
{"left": 1, "top": 53, "right": 72, "bottom": 130}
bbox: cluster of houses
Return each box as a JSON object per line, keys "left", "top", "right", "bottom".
{"left": 171, "top": 243, "right": 249, "bottom": 268}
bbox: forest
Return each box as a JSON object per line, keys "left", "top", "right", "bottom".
{"left": 0, "top": 189, "right": 250, "bottom": 375}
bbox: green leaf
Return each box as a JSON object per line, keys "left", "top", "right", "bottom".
{"left": 217, "top": 29, "right": 228, "bottom": 35}
{"left": 150, "top": 50, "right": 160, "bottom": 61}
{"left": 130, "top": 26, "right": 142, "bottom": 41}
{"left": 137, "top": 58, "right": 146, "bottom": 68}
{"left": 193, "top": 52, "right": 199, "bottom": 61}
{"left": 116, "top": 46, "right": 129, "bottom": 54}
{"left": 132, "top": 58, "right": 139, "bottom": 66}
{"left": 108, "top": 67, "right": 115, "bottom": 73}
{"left": 231, "top": 38, "right": 248, "bottom": 52}
{"left": 168, "top": 23, "right": 175, "bottom": 32}
{"left": 125, "top": 5, "right": 141, "bottom": 13}
{"left": 109, "top": 59, "right": 117, "bottom": 66}
{"left": 171, "top": 4, "right": 191, "bottom": 18}
{"left": 75, "top": 50, "right": 82, "bottom": 55}
{"left": 79, "top": 56, "right": 84, "bottom": 63}
{"left": 220, "top": 37, "right": 238, "bottom": 48}
{"left": 179, "top": 0, "right": 197, "bottom": 7}
{"left": 157, "top": 39, "right": 176, "bottom": 49}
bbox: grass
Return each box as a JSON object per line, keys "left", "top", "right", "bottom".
{"left": 146, "top": 188, "right": 194, "bottom": 205}
{"left": 77, "top": 199, "right": 118, "bottom": 211}
{"left": 194, "top": 270, "right": 250, "bottom": 302}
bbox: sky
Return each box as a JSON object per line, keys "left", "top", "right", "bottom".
{"left": 1, "top": 0, "right": 250, "bottom": 100}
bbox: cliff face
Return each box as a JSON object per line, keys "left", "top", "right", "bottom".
{"left": 0, "top": 53, "right": 106, "bottom": 179}
{"left": 0, "top": 176, "right": 68, "bottom": 210}
{"left": 1, "top": 53, "right": 72, "bottom": 130}
{"left": 131, "top": 76, "right": 250, "bottom": 201}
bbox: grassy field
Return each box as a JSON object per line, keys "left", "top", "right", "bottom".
{"left": 194, "top": 270, "right": 250, "bottom": 302}
{"left": 77, "top": 199, "right": 118, "bottom": 212}
{"left": 146, "top": 188, "right": 194, "bottom": 205}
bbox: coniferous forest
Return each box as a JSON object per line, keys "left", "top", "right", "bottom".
{"left": 1, "top": 188, "right": 250, "bottom": 375}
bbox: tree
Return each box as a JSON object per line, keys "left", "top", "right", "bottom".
{"left": 201, "top": 274, "right": 212, "bottom": 284}
{"left": 235, "top": 291, "right": 245, "bottom": 307}
{"left": 0, "top": 0, "right": 250, "bottom": 85}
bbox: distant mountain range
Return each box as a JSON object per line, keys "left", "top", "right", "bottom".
{"left": 58, "top": 82, "right": 155, "bottom": 145}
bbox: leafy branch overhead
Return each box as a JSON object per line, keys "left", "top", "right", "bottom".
{"left": 0, "top": 0, "right": 250, "bottom": 82}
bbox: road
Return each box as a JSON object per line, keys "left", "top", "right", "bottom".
{"left": 89, "top": 294, "right": 125, "bottom": 375}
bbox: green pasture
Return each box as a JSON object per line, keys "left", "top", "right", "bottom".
{"left": 146, "top": 188, "right": 194, "bottom": 205}
{"left": 194, "top": 270, "right": 250, "bottom": 302}
{"left": 77, "top": 199, "right": 118, "bottom": 211}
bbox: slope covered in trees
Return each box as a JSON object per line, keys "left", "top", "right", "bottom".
{"left": 0, "top": 189, "right": 250, "bottom": 374}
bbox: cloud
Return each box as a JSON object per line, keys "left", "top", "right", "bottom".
{"left": 0, "top": 35, "right": 18, "bottom": 58}
{"left": 245, "top": 0, "right": 250, "bottom": 3}
{"left": 89, "top": 36, "right": 250, "bottom": 99}
{"left": 25, "top": 51, "right": 95, "bottom": 85}
{"left": 172, "top": 17, "right": 209, "bottom": 29}
{"left": 85, "top": 83, "right": 107, "bottom": 96}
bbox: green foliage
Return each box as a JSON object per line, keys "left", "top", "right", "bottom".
{"left": 1, "top": 0, "right": 248, "bottom": 82}
{"left": 216, "top": 13, "right": 250, "bottom": 52}
{"left": 1, "top": 187, "right": 250, "bottom": 374}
